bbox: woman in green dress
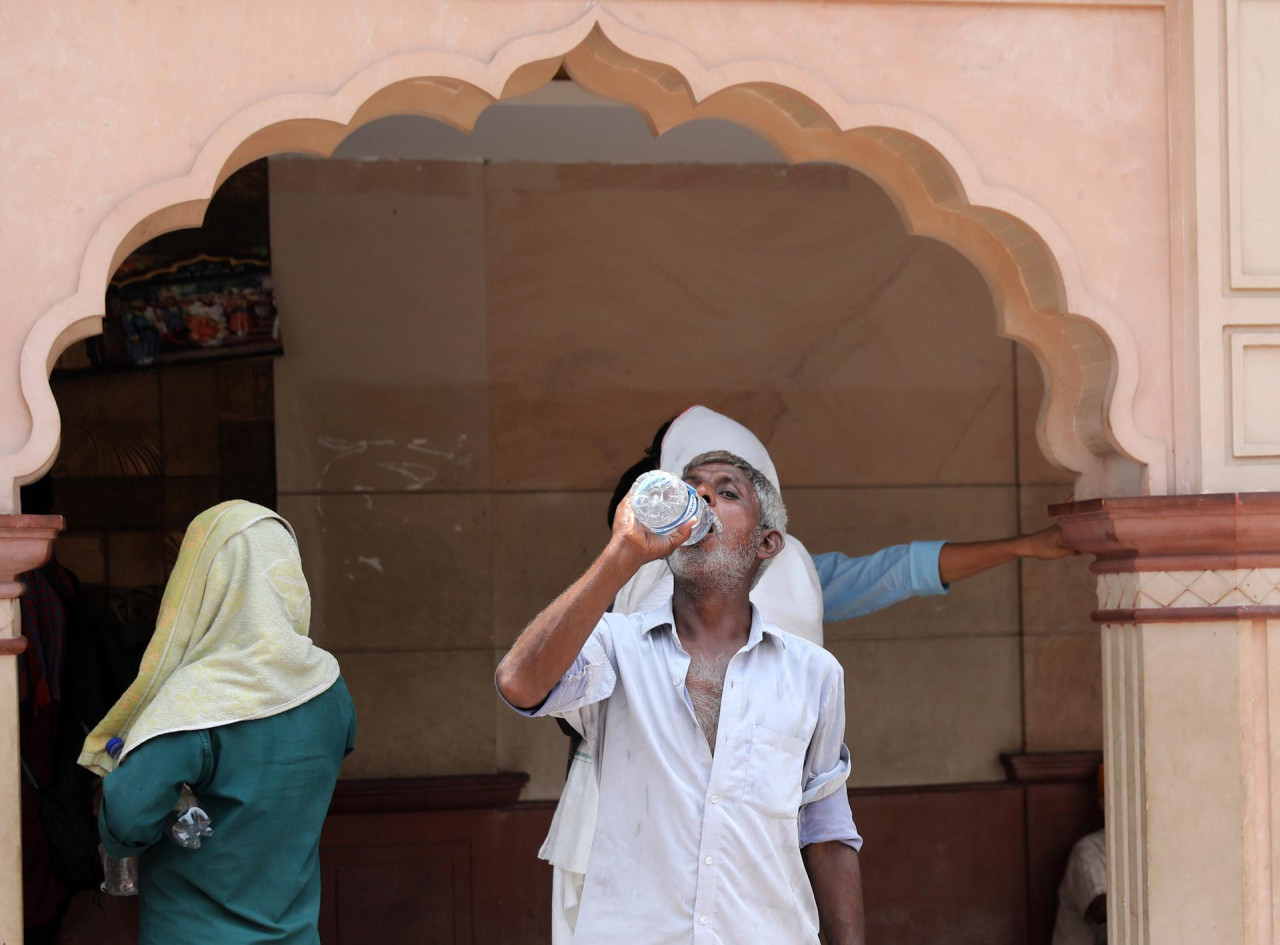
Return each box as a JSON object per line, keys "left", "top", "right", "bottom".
{"left": 81, "top": 501, "right": 356, "bottom": 945}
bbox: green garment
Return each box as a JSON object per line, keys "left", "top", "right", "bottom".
{"left": 99, "top": 677, "right": 356, "bottom": 945}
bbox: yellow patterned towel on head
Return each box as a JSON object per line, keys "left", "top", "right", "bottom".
{"left": 79, "top": 500, "right": 340, "bottom": 776}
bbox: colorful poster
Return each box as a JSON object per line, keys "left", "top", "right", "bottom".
{"left": 98, "top": 252, "right": 280, "bottom": 367}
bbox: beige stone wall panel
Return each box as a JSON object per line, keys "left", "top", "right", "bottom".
{"left": 280, "top": 494, "right": 495, "bottom": 653}
{"left": 491, "top": 492, "right": 611, "bottom": 649}
{"left": 1023, "top": 633, "right": 1103, "bottom": 751}
{"left": 486, "top": 163, "right": 1015, "bottom": 491}
{"left": 788, "top": 486, "right": 1021, "bottom": 641}
{"left": 337, "top": 648, "right": 500, "bottom": 780}
{"left": 271, "top": 161, "right": 490, "bottom": 495}
{"left": 829, "top": 635, "right": 1023, "bottom": 788}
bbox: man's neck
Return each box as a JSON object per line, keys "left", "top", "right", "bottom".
{"left": 671, "top": 583, "right": 753, "bottom": 649}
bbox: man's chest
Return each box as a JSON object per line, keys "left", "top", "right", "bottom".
{"left": 602, "top": 641, "right": 818, "bottom": 801}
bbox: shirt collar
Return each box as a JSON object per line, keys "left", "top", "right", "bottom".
{"left": 641, "top": 597, "right": 788, "bottom": 651}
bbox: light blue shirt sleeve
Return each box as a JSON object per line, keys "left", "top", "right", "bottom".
{"left": 812, "top": 540, "right": 949, "bottom": 624}
{"left": 497, "top": 617, "right": 618, "bottom": 718}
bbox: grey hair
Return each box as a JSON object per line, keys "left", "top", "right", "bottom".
{"left": 682, "top": 450, "right": 788, "bottom": 535}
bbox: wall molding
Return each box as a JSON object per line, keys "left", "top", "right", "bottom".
{"left": 1094, "top": 605, "right": 1280, "bottom": 624}
{"left": 1002, "top": 750, "right": 1104, "bottom": 783}
{"left": 1226, "top": 0, "right": 1280, "bottom": 289}
{"left": 1229, "top": 330, "right": 1280, "bottom": 457}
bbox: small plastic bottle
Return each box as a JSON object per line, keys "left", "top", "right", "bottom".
{"left": 99, "top": 738, "right": 140, "bottom": 897}
{"left": 164, "top": 785, "right": 214, "bottom": 849}
{"left": 628, "top": 470, "right": 717, "bottom": 546}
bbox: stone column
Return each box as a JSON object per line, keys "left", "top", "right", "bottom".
{"left": 0, "top": 514, "right": 64, "bottom": 943}
{"left": 1054, "top": 494, "right": 1280, "bottom": 945}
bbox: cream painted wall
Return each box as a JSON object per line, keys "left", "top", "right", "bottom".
{"left": 269, "top": 157, "right": 1099, "bottom": 798}
{"left": 0, "top": 0, "right": 1184, "bottom": 505}
{"left": 1191, "top": 0, "right": 1280, "bottom": 493}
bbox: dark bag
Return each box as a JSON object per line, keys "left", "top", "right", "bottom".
{"left": 20, "top": 756, "right": 102, "bottom": 891}
{"left": 31, "top": 567, "right": 148, "bottom": 892}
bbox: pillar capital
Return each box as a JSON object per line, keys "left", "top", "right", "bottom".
{"left": 0, "top": 514, "right": 64, "bottom": 653}
{"left": 1051, "top": 493, "right": 1280, "bottom": 624}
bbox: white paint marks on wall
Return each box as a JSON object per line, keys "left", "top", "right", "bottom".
{"left": 376, "top": 461, "right": 439, "bottom": 489}
{"left": 357, "top": 556, "right": 385, "bottom": 574}
{"left": 315, "top": 437, "right": 394, "bottom": 489}
{"left": 314, "top": 434, "right": 473, "bottom": 490}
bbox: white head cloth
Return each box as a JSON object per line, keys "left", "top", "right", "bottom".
{"left": 612, "top": 405, "right": 824, "bottom": 645}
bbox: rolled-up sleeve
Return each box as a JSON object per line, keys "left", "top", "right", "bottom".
{"left": 813, "top": 540, "right": 949, "bottom": 624}
{"left": 498, "top": 619, "right": 617, "bottom": 719}
{"left": 99, "top": 730, "right": 211, "bottom": 859}
{"left": 800, "top": 786, "right": 863, "bottom": 851}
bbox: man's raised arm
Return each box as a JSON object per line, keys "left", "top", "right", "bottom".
{"left": 495, "top": 500, "right": 692, "bottom": 710}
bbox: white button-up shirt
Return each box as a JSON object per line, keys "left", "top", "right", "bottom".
{"left": 511, "top": 600, "right": 853, "bottom": 944}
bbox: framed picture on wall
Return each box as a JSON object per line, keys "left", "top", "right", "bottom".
{"left": 95, "top": 252, "right": 281, "bottom": 368}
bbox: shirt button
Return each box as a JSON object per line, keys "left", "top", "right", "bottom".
{"left": 699, "top": 916, "right": 709, "bottom": 926}
{"left": 704, "top": 855, "right": 714, "bottom": 865}
{"left": 673, "top": 676, "right": 681, "bottom": 686}
{"left": 710, "top": 794, "right": 719, "bottom": 804}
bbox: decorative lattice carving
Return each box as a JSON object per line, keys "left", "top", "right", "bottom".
{"left": 1097, "top": 569, "right": 1280, "bottom": 610}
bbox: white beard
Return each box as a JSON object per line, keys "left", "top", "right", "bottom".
{"left": 668, "top": 524, "right": 759, "bottom": 596}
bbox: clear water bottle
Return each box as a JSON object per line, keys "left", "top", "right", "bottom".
{"left": 100, "top": 737, "right": 140, "bottom": 896}
{"left": 165, "top": 785, "right": 214, "bottom": 849}
{"left": 628, "top": 470, "right": 717, "bottom": 546}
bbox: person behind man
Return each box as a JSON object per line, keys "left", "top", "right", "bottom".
{"left": 82, "top": 501, "right": 357, "bottom": 945}
{"left": 610, "top": 407, "right": 1075, "bottom": 635}
{"left": 499, "top": 450, "right": 864, "bottom": 943}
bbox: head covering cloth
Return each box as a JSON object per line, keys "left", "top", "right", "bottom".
{"left": 79, "top": 500, "right": 339, "bottom": 776}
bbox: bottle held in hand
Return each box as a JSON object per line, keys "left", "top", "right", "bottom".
{"left": 99, "top": 738, "right": 140, "bottom": 896}
{"left": 628, "top": 470, "right": 717, "bottom": 546}
{"left": 165, "top": 785, "right": 214, "bottom": 849}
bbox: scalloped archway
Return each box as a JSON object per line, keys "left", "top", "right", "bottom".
{"left": 8, "top": 11, "right": 1162, "bottom": 503}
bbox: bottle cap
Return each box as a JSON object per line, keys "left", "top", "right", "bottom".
{"left": 106, "top": 737, "right": 125, "bottom": 760}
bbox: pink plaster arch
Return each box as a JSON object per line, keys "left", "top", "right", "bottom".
{"left": 7, "top": 8, "right": 1163, "bottom": 503}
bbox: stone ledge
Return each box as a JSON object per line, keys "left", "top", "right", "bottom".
{"left": 1001, "top": 750, "right": 1102, "bottom": 783}
{"left": 1051, "top": 493, "right": 1280, "bottom": 572}
{"left": 0, "top": 514, "right": 65, "bottom": 650}
{"left": 0, "top": 514, "right": 65, "bottom": 595}
{"left": 326, "top": 772, "right": 531, "bottom": 815}
{"left": 1094, "top": 606, "right": 1280, "bottom": 624}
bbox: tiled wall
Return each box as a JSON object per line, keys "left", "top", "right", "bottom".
{"left": 280, "top": 158, "right": 1095, "bottom": 796}
{"left": 47, "top": 361, "right": 277, "bottom": 630}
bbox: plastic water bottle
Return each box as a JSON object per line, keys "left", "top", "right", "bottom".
{"left": 165, "top": 785, "right": 214, "bottom": 849}
{"left": 628, "top": 470, "right": 717, "bottom": 546}
{"left": 99, "top": 738, "right": 140, "bottom": 897}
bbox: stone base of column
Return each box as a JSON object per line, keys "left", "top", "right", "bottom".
{"left": 1054, "top": 494, "right": 1280, "bottom": 945}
